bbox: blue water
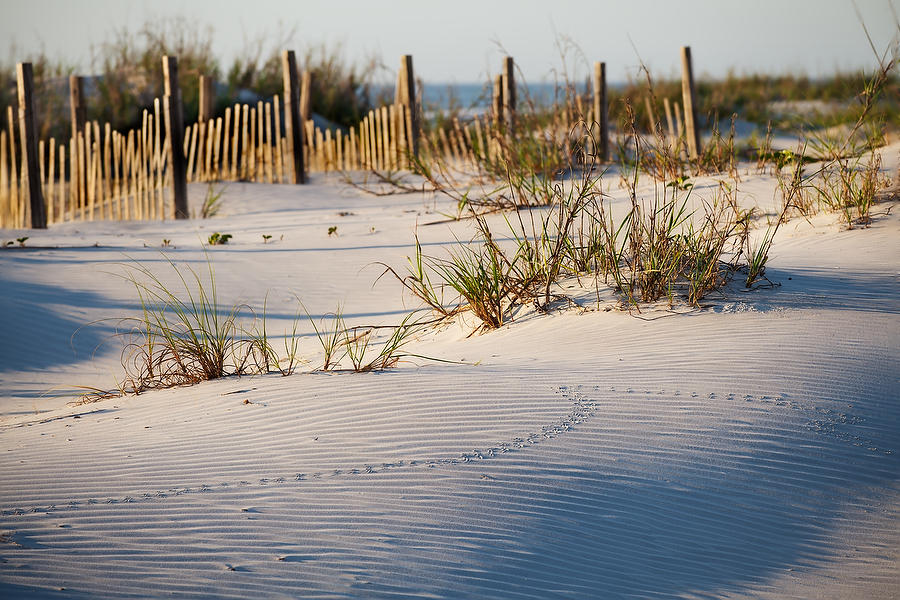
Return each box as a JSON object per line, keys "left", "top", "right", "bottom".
{"left": 407, "top": 82, "right": 596, "bottom": 112}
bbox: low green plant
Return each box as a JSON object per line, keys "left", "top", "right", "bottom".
{"left": 245, "top": 296, "right": 277, "bottom": 374}
{"left": 745, "top": 224, "right": 777, "bottom": 288}
{"left": 327, "top": 226, "right": 338, "bottom": 237}
{"left": 813, "top": 153, "right": 884, "bottom": 228}
{"left": 201, "top": 183, "right": 225, "bottom": 218}
{"left": 207, "top": 232, "right": 232, "bottom": 245}
{"left": 242, "top": 296, "right": 304, "bottom": 376}
{"left": 304, "top": 304, "right": 422, "bottom": 371}
{"left": 305, "top": 305, "right": 348, "bottom": 371}
{"left": 667, "top": 176, "right": 693, "bottom": 190}
{"left": 262, "top": 234, "right": 272, "bottom": 244}
{"left": 16, "top": 236, "right": 28, "bottom": 247}
{"left": 431, "top": 240, "right": 515, "bottom": 329}
{"left": 377, "top": 235, "right": 457, "bottom": 318}
{"left": 348, "top": 312, "right": 423, "bottom": 371}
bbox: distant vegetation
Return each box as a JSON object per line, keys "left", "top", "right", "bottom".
{"left": 611, "top": 71, "right": 900, "bottom": 135}
{"left": 0, "top": 19, "right": 383, "bottom": 140}
{"left": 2, "top": 18, "right": 898, "bottom": 145}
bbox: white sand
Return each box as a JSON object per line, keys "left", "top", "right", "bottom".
{"left": 1, "top": 147, "right": 898, "bottom": 598}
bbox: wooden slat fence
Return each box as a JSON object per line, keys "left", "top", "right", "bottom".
{"left": 0, "top": 97, "right": 420, "bottom": 227}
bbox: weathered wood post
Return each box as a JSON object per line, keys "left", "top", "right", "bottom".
{"left": 502, "top": 56, "right": 516, "bottom": 134}
{"left": 282, "top": 50, "right": 306, "bottom": 184}
{"left": 68, "top": 76, "right": 87, "bottom": 140}
{"left": 198, "top": 75, "right": 214, "bottom": 123}
{"left": 680, "top": 46, "right": 701, "bottom": 160}
{"left": 592, "top": 61, "right": 608, "bottom": 162}
{"left": 162, "top": 56, "right": 189, "bottom": 218}
{"left": 398, "top": 55, "right": 419, "bottom": 159}
{"left": 17, "top": 63, "right": 47, "bottom": 228}
{"left": 492, "top": 74, "right": 504, "bottom": 124}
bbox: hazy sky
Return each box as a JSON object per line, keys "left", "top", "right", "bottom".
{"left": 2, "top": 0, "right": 898, "bottom": 83}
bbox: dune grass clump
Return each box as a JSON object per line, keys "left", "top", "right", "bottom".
{"left": 113, "top": 255, "right": 424, "bottom": 395}
{"left": 766, "top": 39, "right": 898, "bottom": 229}
{"left": 118, "top": 255, "right": 252, "bottom": 392}
{"left": 389, "top": 148, "right": 758, "bottom": 330}
{"left": 306, "top": 307, "right": 427, "bottom": 372}
{"left": 815, "top": 153, "right": 884, "bottom": 227}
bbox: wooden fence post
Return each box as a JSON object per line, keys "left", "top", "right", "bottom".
{"left": 400, "top": 55, "right": 419, "bottom": 159}
{"left": 282, "top": 50, "right": 306, "bottom": 184}
{"left": 17, "top": 63, "right": 47, "bottom": 229}
{"left": 199, "top": 75, "right": 214, "bottom": 123}
{"left": 162, "top": 56, "right": 188, "bottom": 218}
{"left": 680, "top": 46, "right": 701, "bottom": 160}
{"left": 69, "top": 76, "right": 87, "bottom": 140}
{"left": 492, "top": 74, "right": 504, "bottom": 124}
{"left": 503, "top": 56, "right": 516, "bottom": 134}
{"left": 299, "top": 70, "right": 312, "bottom": 124}
{"left": 164, "top": 96, "right": 188, "bottom": 218}
{"left": 592, "top": 61, "right": 608, "bottom": 162}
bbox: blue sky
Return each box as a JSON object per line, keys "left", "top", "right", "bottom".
{"left": 3, "top": 0, "right": 898, "bottom": 83}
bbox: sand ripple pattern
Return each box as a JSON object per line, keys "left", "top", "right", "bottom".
{"left": 1, "top": 370, "right": 897, "bottom": 599}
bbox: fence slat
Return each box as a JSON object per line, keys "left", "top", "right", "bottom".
{"left": 103, "top": 122, "right": 112, "bottom": 219}
{"left": 57, "top": 142, "right": 65, "bottom": 222}
{"left": 272, "top": 96, "right": 283, "bottom": 183}
{"left": 222, "top": 107, "right": 232, "bottom": 179}
{"left": 213, "top": 116, "right": 223, "bottom": 182}
{"left": 0, "top": 130, "right": 7, "bottom": 227}
{"left": 48, "top": 138, "right": 56, "bottom": 223}
{"left": 241, "top": 104, "right": 250, "bottom": 180}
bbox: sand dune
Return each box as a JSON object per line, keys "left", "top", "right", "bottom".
{"left": 1, "top": 149, "right": 899, "bottom": 597}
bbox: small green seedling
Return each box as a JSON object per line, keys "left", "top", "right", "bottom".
{"left": 208, "top": 232, "right": 232, "bottom": 246}
{"left": 262, "top": 234, "right": 272, "bottom": 244}
{"left": 667, "top": 176, "right": 692, "bottom": 190}
{"left": 327, "top": 226, "right": 338, "bottom": 237}
{"left": 16, "top": 237, "right": 29, "bottom": 247}
{"left": 162, "top": 239, "right": 172, "bottom": 248}
{"left": 775, "top": 150, "right": 797, "bottom": 170}
{"left": 201, "top": 183, "right": 225, "bottom": 218}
